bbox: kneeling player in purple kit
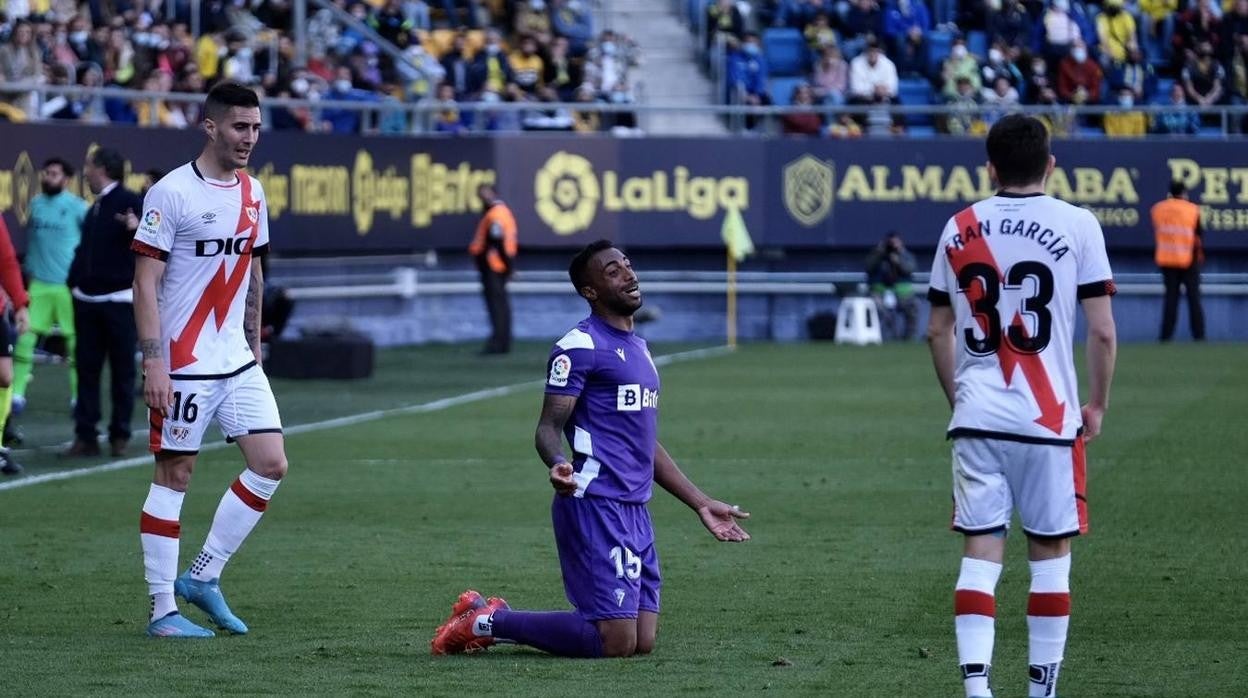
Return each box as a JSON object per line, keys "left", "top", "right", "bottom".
{"left": 431, "top": 239, "right": 751, "bottom": 658}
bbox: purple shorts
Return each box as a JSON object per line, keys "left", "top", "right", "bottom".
{"left": 552, "top": 495, "right": 661, "bottom": 621}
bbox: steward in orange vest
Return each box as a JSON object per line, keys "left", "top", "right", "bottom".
{"left": 1150, "top": 181, "right": 1204, "bottom": 341}
{"left": 469, "top": 185, "right": 517, "bottom": 354}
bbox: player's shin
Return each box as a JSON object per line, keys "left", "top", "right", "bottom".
{"left": 191, "top": 469, "right": 280, "bottom": 581}
{"left": 490, "top": 609, "right": 606, "bottom": 658}
{"left": 140, "top": 484, "right": 185, "bottom": 620}
{"left": 955, "top": 557, "right": 1003, "bottom": 698}
{"left": 1027, "top": 554, "right": 1071, "bottom": 698}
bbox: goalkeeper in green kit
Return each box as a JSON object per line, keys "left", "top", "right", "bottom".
{"left": 11, "top": 157, "right": 88, "bottom": 427}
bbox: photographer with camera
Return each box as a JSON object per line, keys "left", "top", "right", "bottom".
{"left": 866, "top": 231, "right": 918, "bottom": 341}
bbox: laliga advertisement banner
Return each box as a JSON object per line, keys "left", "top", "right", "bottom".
{"left": 1, "top": 122, "right": 1247, "bottom": 253}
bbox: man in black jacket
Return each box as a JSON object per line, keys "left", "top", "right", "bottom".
{"left": 66, "top": 147, "right": 143, "bottom": 457}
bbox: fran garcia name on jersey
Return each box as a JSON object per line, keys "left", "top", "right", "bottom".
{"left": 617, "top": 384, "right": 659, "bottom": 412}
{"left": 945, "top": 216, "right": 1071, "bottom": 262}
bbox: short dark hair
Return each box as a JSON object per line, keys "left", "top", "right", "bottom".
{"left": 204, "top": 81, "right": 260, "bottom": 123}
{"left": 985, "top": 114, "right": 1050, "bottom": 188}
{"left": 1169, "top": 180, "right": 1187, "bottom": 197}
{"left": 43, "top": 156, "right": 73, "bottom": 177}
{"left": 91, "top": 147, "right": 125, "bottom": 182}
{"left": 568, "top": 239, "right": 616, "bottom": 293}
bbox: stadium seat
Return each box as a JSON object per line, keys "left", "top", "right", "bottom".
{"left": 898, "top": 78, "right": 934, "bottom": 126}
{"left": 926, "top": 30, "right": 954, "bottom": 75}
{"left": 769, "top": 76, "right": 807, "bottom": 106}
{"left": 763, "top": 28, "right": 808, "bottom": 77}
{"left": 1197, "top": 126, "right": 1226, "bottom": 139}
{"left": 1153, "top": 78, "right": 1175, "bottom": 104}
{"left": 907, "top": 124, "right": 937, "bottom": 137}
{"left": 966, "top": 31, "right": 988, "bottom": 60}
{"left": 1076, "top": 125, "right": 1106, "bottom": 138}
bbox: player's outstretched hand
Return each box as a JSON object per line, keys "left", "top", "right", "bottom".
{"left": 550, "top": 462, "right": 578, "bottom": 496}
{"left": 697, "top": 500, "right": 751, "bottom": 542}
{"left": 1081, "top": 403, "right": 1105, "bottom": 442}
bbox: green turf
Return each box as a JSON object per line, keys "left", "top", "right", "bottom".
{"left": 1, "top": 342, "right": 1245, "bottom": 696}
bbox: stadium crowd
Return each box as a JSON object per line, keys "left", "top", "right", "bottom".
{"left": 712, "top": 0, "right": 1248, "bottom": 135}
{"left": 0, "top": 0, "right": 644, "bottom": 133}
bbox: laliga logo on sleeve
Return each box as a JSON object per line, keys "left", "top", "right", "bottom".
{"left": 548, "top": 354, "right": 571, "bottom": 387}
{"left": 141, "top": 209, "right": 162, "bottom": 233}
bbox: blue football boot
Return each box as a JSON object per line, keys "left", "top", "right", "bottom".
{"left": 174, "top": 572, "right": 249, "bottom": 635}
{"left": 146, "top": 612, "right": 215, "bottom": 638}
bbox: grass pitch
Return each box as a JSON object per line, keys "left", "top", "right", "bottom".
{"left": 0, "top": 341, "right": 1244, "bottom": 696}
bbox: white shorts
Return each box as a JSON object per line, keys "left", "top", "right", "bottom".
{"left": 148, "top": 364, "right": 283, "bottom": 454}
{"left": 950, "top": 437, "right": 1088, "bottom": 539}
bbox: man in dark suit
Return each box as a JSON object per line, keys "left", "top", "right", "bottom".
{"left": 65, "top": 147, "right": 143, "bottom": 457}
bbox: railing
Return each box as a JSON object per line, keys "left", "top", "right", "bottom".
{"left": 276, "top": 268, "right": 1248, "bottom": 301}
{"left": 8, "top": 83, "right": 1248, "bottom": 138}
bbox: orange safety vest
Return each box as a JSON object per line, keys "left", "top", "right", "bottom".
{"left": 468, "top": 202, "right": 518, "bottom": 274}
{"left": 1151, "top": 198, "right": 1201, "bottom": 269}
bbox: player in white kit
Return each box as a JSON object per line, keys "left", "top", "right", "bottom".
{"left": 926, "top": 115, "right": 1117, "bottom": 698}
{"left": 131, "top": 82, "right": 287, "bottom": 638}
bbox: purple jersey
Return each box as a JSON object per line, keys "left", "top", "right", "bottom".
{"left": 545, "top": 315, "right": 660, "bottom": 504}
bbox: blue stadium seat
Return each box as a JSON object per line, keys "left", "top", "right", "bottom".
{"left": 966, "top": 31, "right": 988, "bottom": 60}
{"left": 907, "top": 125, "right": 938, "bottom": 138}
{"left": 1197, "top": 127, "right": 1226, "bottom": 139}
{"left": 1153, "top": 77, "right": 1175, "bottom": 104}
{"left": 898, "top": 77, "right": 934, "bottom": 126}
{"left": 926, "top": 30, "right": 954, "bottom": 75}
{"left": 1076, "top": 125, "right": 1106, "bottom": 138}
{"left": 769, "top": 76, "right": 807, "bottom": 106}
{"left": 763, "top": 28, "right": 808, "bottom": 77}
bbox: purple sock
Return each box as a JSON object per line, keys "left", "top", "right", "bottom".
{"left": 491, "top": 609, "right": 604, "bottom": 658}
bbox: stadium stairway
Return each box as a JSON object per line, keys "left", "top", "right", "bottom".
{"left": 600, "top": 0, "right": 729, "bottom": 135}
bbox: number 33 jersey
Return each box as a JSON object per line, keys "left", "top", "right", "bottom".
{"left": 927, "top": 192, "right": 1116, "bottom": 444}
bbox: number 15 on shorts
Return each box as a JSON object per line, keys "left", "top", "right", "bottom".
{"left": 609, "top": 546, "right": 641, "bottom": 580}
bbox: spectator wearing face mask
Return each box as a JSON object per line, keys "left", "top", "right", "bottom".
{"left": 1104, "top": 87, "right": 1148, "bottom": 136}
{"left": 320, "top": 66, "right": 381, "bottom": 134}
{"left": 981, "top": 43, "right": 1023, "bottom": 91}
{"left": 1057, "top": 40, "right": 1101, "bottom": 104}
{"left": 941, "top": 37, "right": 981, "bottom": 100}
{"left": 1097, "top": 0, "right": 1137, "bottom": 64}
{"left": 1024, "top": 56, "right": 1052, "bottom": 104}
{"left": 1109, "top": 44, "right": 1155, "bottom": 104}
{"left": 471, "top": 31, "right": 515, "bottom": 98}
{"left": 1153, "top": 82, "right": 1200, "bottom": 133}
{"left": 1043, "top": 0, "right": 1082, "bottom": 62}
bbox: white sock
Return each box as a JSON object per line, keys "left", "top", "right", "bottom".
{"left": 191, "top": 469, "right": 280, "bottom": 582}
{"left": 140, "top": 484, "right": 184, "bottom": 621}
{"left": 955, "top": 557, "right": 1003, "bottom": 698}
{"left": 1028, "top": 554, "right": 1072, "bottom": 698}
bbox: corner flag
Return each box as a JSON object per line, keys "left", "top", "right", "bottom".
{"left": 721, "top": 206, "right": 755, "bottom": 261}
{"left": 721, "top": 207, "right": 753, "bottom": 348}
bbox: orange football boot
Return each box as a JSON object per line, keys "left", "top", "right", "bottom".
{"left": 431, "top": 590, "right": 509, "bottom": 655}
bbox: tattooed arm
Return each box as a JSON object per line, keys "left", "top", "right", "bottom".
{"left": 535, "top": 393, "right": 578, "bottom": 495}
{"left": 134, "top": 255, "right": 173, "bottom": 416}
{"left": 245, "top": 256, "right": 264, "bottom": 365}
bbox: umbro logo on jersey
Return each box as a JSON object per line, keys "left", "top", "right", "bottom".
{"left": 201, "top": 212, "right": 216, "bottom": 222}
{"left": 615, "top": 348, "right": 626, "bottom": 362}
